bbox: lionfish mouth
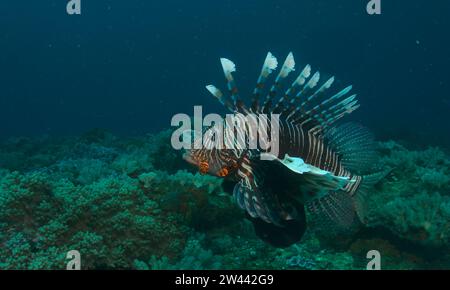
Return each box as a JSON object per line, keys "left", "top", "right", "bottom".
{"left": 182, "top": 152, "right": 196, "bottom": 166}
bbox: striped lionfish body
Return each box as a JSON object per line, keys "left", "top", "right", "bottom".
{"left": 183, "top": 52, "right": 387, "bottom": 247}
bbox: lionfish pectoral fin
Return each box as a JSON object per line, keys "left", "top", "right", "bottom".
{"left": 233, "top": 180, "right": 285, "bottom": 226}
{"left": 233, "top": 181, "right": 274, "bottom": 224}
{"left": 352, "top": 169, "right": 392, "bottom": 223}
{"left": 275, "top": 154, "right": 352, "bottom": 192}
{"left": 248, "top": 210, "right": 307, "bottom": 248}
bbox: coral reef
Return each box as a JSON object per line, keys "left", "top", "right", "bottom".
{"left": 0, "top": 129, "right": 449, "bottom": 269}
{"left": 366, "top": 142, "right": 450, "bottom": 248}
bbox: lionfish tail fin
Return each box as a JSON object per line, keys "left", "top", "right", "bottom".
{"left": 353, "top": 169, "right": 391, "bottom": 223}
{"left": 306, "top": 168, "right": 389, "bottom": 232}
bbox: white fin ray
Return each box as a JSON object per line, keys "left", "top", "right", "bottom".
{"left": 262, "top": 52, "right": 278, "bottom": 76}
{"left": 251, "top": 52, "right": 278, "bottom": 112}
{"left": 278, "top": 52, "right": 295, "bottom": 78}
{"left": 220, "top": 58, "right": 236, "bottom": 78}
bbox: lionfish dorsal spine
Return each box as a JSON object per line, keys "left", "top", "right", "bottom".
{"left": 261, "top": 52, "right": 296, "bottom": 113}
{"left": 205, "top": 85, "right": 230, "bottom": 111}
{"left": 251, "top": 52, "right": 278, "bottom": 113}
{"left": 273, "top": 64, "right": 311, "bottom": 113}
{"left": 206, "top": 51, "right": 359, "bottom": 136}
{"left": 219, "top": 58, "right": 249, "bottom": 114}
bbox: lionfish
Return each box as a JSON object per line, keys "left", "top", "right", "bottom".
{"left": 183, "top": 52, "right": 386, "bottom": 247}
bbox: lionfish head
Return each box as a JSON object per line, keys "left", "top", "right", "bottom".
{"left": 183, "top": 147, "right": 240, "bottom": 178}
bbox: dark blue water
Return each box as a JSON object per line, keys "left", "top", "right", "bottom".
{"left": 1, "top": 0, "right": 449, "bottom": 148}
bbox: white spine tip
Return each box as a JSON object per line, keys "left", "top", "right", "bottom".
{"left": 309, "top": 72, "right": 320, "bottom": 88}
{"left": 205, "top": 85, "right": 221, "bottom": 97}
{"left": 280, "top": 52, "right": 295, "bottom": 77}
{"left": 304, "top": 65, "right": 312, "bottom": 78}
{"left": 220, "top": 58, "right": 236, "bottom": 73}
{"left": 285, "top": 52, "right": 295, "bottom": 69}
{"left": 324, "top": 76, "right": 335, "bottom": 89}
{"left": 264, "top": 52, "right": 278, "bottom": 71}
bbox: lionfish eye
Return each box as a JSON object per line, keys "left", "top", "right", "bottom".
{"left": 217, "top": 167, "right": 229, "bottom": 177}
{"left": 198, "top": 161, "right": 209, "bottom": 175}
